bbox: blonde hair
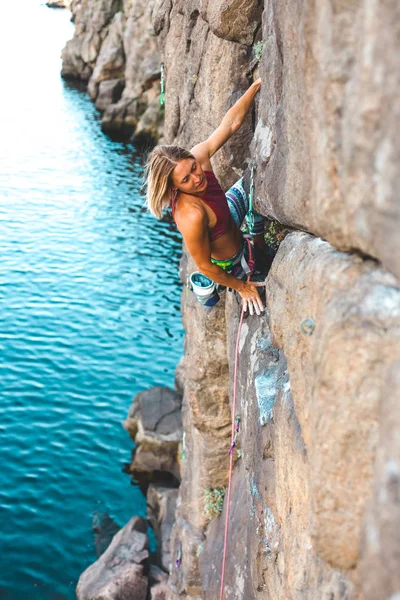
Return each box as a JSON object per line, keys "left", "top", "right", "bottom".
{"left": 144, "top": 145, "right": 194, "bottom": 218}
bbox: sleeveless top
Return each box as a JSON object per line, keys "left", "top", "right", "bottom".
{"left": 171, "top": 170, "right": 231, "bottom": 242}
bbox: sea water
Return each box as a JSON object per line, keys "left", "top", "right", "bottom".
{"left": 0, "top": 2, "right": 183, "bottom": 598}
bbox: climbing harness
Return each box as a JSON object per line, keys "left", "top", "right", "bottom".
{"left": 243, "top": 237, "right": 255, "bottom": 274}
{"left": 160, "top": 63, "right": 165, "bottom": 107}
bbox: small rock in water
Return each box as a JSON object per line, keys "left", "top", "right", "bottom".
{"left": 92, "top": 511, "right": 121, "bottom": 557}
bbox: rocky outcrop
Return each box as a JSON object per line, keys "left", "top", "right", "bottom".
{"left": 77, "top": 386, "right": 181, "bottom": 598}
{"left": 171, "top": 234, "right": 400, "bottom": 599}
{"left": 61, "top": 0, "right": 122, "bottom": 82}
{"left": 123, "top": 386, "right": 182, "bottom": 486}
{"left": 76, "top": 516, "right": 149, "bottom": 600}
{"left": 61, "top": 0, "right": 163, "bottom": 142}
{"left": 101, "top": 0, "right": 162, "bottom": 142}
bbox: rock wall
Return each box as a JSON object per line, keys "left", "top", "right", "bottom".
{"left": 153, "top": 1, "right": 400, "bottom": 599}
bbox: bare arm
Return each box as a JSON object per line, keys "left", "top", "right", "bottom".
{"left": 176, "top": 206, "right": 245, "bottom": 291}
{"left": 191, "top": 79, "right": 261, "bottom": 164}
{"left": 176, "top": 205, "right": 264, "bottom": 314}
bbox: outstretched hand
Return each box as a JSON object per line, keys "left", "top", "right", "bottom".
{"left": 238, "top": 281, "right": 265, "bottom": 316}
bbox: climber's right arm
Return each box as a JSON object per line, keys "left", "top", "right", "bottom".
{"left": 191, "top": 78, "right": 262, "bottom": 164}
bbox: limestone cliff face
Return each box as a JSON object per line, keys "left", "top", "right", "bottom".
{"left": 154, "top": 1, "right": 400, "bottom": 599}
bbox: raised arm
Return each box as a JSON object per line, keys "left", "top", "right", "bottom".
{"left": 191, "top": 79, "right": 261, "bottom": 164}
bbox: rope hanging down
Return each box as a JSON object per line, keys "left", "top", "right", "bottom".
{"left": 219, "top": 291, "right": 247, "bottom": 600}
{"left": 219, "top": 171, "right": 266, "bottom": 598}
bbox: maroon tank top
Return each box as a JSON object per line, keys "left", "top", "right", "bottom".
{"left": 171, "top": 170, "right": 231, "bottom": 241}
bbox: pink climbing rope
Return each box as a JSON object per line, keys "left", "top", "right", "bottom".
{"left": 219, "top": 300, "right": 246, "bottom": 600}
{"left": 219, "top": 238, "right": 256, "bottom": 600}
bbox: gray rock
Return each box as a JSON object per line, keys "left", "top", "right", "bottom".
{"left": 266, "top": 233, "right": 400, "bottom": 574}
{"left": 76, "top": 516, "right": 149, "bottom": 600}
{"left": 360, "top": 358, "right": 400, "bottom": 599}
{"left": 123, "top": 387, "right": 182, "bottom": 482}
{"left": 147, "top": 485, "right": 179, "bottom": 571}
{"left": 61, "top": 0, "right": 122, "bottom": 81}
{"left": 150, "top": 581, "right": 170, "bottom": 599}
{"left": 174, "top": 356, "right": 185, "bottom": 396}
{"left": 205, "top": 0, "right": 262, "bottom": 45}
{"left": 95, "top": 78, "right": 125, "bottom": 112}
{"left": 61, "top": 0, "right": 164, "bottom": 139}
{"left": 149, "top": 563, "right": 168, "bottom": 585}
{"left": 125, "top": 387, "right": 182, "bottom": 441}
{"left": 253, "top": 0, "right": 400, "bottom": 281}
{"left": 101, "top": 0, "right": 162, "bottom": 139}
{"left": 88, "top": 11, "right": 125, "bottom": 101}
{"left": 199, "top": 462, "right": 256, "bottom": 600}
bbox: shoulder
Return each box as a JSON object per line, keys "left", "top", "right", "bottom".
{"left": 190, "top": 142, "right": 213, "bottom": 172}
{"left": 174, "top": 194, "right": 207, "bottom": 232}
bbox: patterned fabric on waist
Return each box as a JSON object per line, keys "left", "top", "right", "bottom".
{"left": 211, "top": 239, "right": 249, "bottom": 280}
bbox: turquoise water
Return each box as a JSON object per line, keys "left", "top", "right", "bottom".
{"left": 0, "top": 3, "right": 183, "bottom": 598}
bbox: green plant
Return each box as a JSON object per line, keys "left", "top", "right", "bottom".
{"left": 204, "top": 487, "right": 226, "bottom": 520}
{"left": 253, "top": 41, "right": 264, "bottom": 62}
{"left": 264, "top": 220, "right": 288, "bottom": 250}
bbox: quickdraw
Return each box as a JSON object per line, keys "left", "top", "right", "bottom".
{"left": 175, "top": 543, "right": 182, "bottom": 568}
{"left": 180, "top": 432, "right": 187, "bottom": 460}
{"left": 247, "top": 161, "right": 256, "bottom": 235}
{"left": 160, "top": 63, "right": 165, "bottom": 107}
{"left": 228, "top": 415, "right": 241, "bottom": 455}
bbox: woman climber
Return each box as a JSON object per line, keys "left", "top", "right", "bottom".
{"left": 145, "top": 78, "right": 266, "bottom": 316}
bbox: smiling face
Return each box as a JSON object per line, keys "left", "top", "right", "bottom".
{"left": 171, "top": 158, "right": 208, "bottom": 196}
